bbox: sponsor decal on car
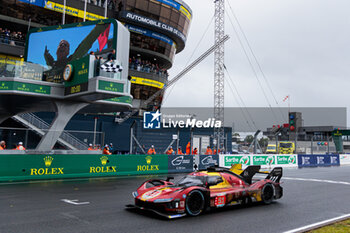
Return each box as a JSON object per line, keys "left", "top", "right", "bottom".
{"left": 141, "top": 190, "right": 162, "bottom": 200}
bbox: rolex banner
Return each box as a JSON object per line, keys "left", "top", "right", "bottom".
{"left": 115, "top": 155, "right": 168, "bottom": 176}
{"left": 0, "top": 154, "right": 169, "bottom": 182}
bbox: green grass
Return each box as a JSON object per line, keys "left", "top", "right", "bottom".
{"left": 308, "top": 219, "right": 350, "bottom": 233}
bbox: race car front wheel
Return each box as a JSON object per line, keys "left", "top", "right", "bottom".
{"left": 261, "top": 183, "right": 274, "bottom": 204}
{"left": 185, "top": 190, "right": 205, "bottom": 216}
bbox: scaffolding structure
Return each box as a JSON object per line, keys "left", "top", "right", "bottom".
{"left": 214, "top": 0, "right": 225, "bottom": 149}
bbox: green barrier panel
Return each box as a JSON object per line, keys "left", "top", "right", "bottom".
{"left": 252, "top": 155, "right": 276, "bottom": 165}
{"left": 0, "top": 154, "right": 169, "bottom": 182}
{"left": 116, "top": 154, "right": 168, "bottom": 176}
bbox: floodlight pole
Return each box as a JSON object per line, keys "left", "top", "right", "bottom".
{"left": 84, "top": 0, "right": 88, "bottom": 22}
{"left": 104, "top": 0, "right": 108, "bottom": 18}
{"left": 62, "top": 0, "right": 66, "bottom": 25}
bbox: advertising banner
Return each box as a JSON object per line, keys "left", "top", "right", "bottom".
{"left": 329, "top": 154, "right": 340, "bottom": 166}
{"left": 339, "top": 154, "right": 350, "bottom": 165}
{"left": 120, "top": 11, "right": 186, "bottom": 43}
{"left": 0, "top": 81, "right": 51, "bottom": 95}
{"left": 19, "top": 0, "right": 44, "bottom": 7}
{"left": 220, "top": 154, "right": 298, "bottom": 169}
{"left": 298, "top": 154, "right": 317, "bottom": 167}
{"left": 221, "top": 154, "right": 251, "bottom": 167}
{"left": 115, "top": 155, "right": 168, "bottom": 175}
{"left": 167, "top": 155, "right": 193, "bottom": 173}
{"left": 198, "top": 154, "right": 219, "bottom": 170}
{"left": 298, "top": 154, "right": 340, "bottom": 168}
{"left": 275, "top": 154, "right": 298, "bottom": 168}
{"left": 105, "top": 96, "right": 132, "bottom": 104}
{"left": 125, "top": 24, "right": 174, "bottom": 47}
{"left": 0, "top": 153, "right": 119, "bottom": 182}
{"left": 251, "top": 155, "right": 275, "bottom": 166}
{"left": 44, "top": 1, "right": 105, "bottom": 21}
{"left": 130, "top": 76, "right": 165, "bottom": 89}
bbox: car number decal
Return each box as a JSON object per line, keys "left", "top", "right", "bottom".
{"left": 141, "top": 190, "right": 162, "bottom": 200}
{"left": 214, "top": 195, "right": 226, "bottom": 207}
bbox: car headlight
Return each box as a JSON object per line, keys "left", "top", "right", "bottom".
{"left": 153, "top": 198, "right": 173, "bottom": 203}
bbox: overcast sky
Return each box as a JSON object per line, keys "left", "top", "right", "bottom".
{"left": 164, "top": 0, "right": 350, "bottom": 127}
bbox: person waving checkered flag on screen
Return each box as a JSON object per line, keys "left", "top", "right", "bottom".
{"left": 100, "top": 49, "right": 123, "bottom": 73}
{"left": 100, "top": 60, "right": 123, "bottom": 73}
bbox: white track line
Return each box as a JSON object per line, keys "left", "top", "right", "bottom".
{"left": 282, "top": 177, "right": 350, "bottom": 186}
{"left": 284, "top": 213, "right": 350, "bottom": 233}
{"left": 255, "top": 175, "right": 350, "bottom": 186}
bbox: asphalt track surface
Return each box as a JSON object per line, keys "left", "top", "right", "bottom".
{"left": 1, "top": 166, "right": 350, "bottom": 233}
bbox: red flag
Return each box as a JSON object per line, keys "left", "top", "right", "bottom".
{"left": 97, "top": 24, "right": 111, "bottom": 52}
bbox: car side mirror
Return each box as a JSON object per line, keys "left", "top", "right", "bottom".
{"left": 207, "top": 176, "right": 223, "bottom": 187}
{"left": 166, "top": 176, "right": 174, "bottom": 182}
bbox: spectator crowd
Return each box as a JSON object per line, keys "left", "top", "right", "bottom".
{"left": 129, "top": 56, "right": 168, "bottom": 78}
{"left": 0, "top": 28, "right": 25, "bottom": 46}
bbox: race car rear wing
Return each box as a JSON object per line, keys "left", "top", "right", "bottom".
{"left": 229, "top": 164, "right": 283, "bottom": 184}
{"left": 265, "top": 167, "right": 283, "bottom": 183}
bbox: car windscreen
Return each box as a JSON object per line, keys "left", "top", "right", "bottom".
{"left": 267, "top": 146, "right": 276, "bottom": 149}
{"left": 280, "top": 143, "right": 292, "bottom": 148}
{"left": 175, "top": 175, "right": 205, "bottom": 187}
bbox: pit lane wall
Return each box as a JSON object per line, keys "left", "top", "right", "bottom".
{"left": 0, "top": 152, "right": 169, "bottom": 182}
{"left": 0, "top": 152, "right": 346, "bottom": 182}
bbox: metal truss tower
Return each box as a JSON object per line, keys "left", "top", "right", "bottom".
{"left": 214, "top": 0, "right": 225, "bottom": 150}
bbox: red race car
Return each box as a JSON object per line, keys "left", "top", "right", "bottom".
{"left": 126, "top": 165, "right": 283, "bottom": 218}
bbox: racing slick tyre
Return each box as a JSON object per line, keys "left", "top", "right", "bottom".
{"left": 185, "top": 190, "right": 205, "bottom": 216}
{"left": 261, "top": 183, "right": 274, "bottom": 204}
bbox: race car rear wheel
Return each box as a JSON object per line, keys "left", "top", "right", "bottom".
{"left": 185, "top": 190, "right": 205, "bottom": 216}
{"left": 261, "top": 183, "right": 274, "bottom": 204}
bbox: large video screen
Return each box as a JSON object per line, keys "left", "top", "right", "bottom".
{"left": 26, "top": 20, "right": 115, "bottom": 82}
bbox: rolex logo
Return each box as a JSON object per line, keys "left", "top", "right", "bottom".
{"left": 110, "top": 83, "right": 113, "bottom": 87}
{"left": 82, "top": 63, "right": 85, "bottom": 69}
{"left": 43, "top": 156, "right": 54, "bottom": 167}
{"left": 100, "top": 156, "right": 108, "bottom": 165}
{"left": 145, "top": 156, "right": 152, "bottom": 164}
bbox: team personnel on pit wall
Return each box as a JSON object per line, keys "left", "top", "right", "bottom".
{"left": 16, "top": 142, "right": 25, "bottom": 150}
{"left": 186, "top": 142, "right": 191, "bottom": 155}
{"left": 103, "top": 144, "right": 112, "bottom": 155}
{"left": 0, "top": 140, "right": 6, "bottom": 150}
{"left": 88, "top": 144, "right": 94, "bottom": 150}
{"left": 147, "top": 145, "right": 156, "bottom": 155}
{"left": 192, "top": 147, "right": 198, "bottom": 155}
{"left": 177, "top": 146, "right": 183, "bottom": 155}
{"left": 214, "top": 148, "right": 220, "bottom": 155}
{"left": 166, "top": 146, "right": 174, "bottom": 155}
{"left": 205, "top": 146, "right": 213, "bottom": 155}
{"left": 109, "top": 143, "right": 114, "bottom": 153}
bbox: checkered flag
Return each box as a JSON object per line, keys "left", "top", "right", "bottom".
{"left": 100, "top": 60, "right": 123, "bottom": 73}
